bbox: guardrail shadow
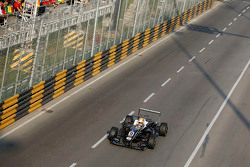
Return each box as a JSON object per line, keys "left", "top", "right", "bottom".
{"left": 187, "top": 24, "right": 250, "bottom": 39}
{"left": 172, "top": 37, "right": 250, "bottom": 130}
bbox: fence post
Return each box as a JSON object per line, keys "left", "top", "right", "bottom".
{"left": 132, "top": 0, "right": 141, "bottom": 36}
{"left": 113, "top": 0, "right": 122, "bottom": 45}
{"left": 120, "top": 0, "right": 129, "bottom": 43}
{"left": 91, "top": 0, "right": 100, "bottom": 57}
{"left": 0, "top": 39, "right": 11, "bottom": 100}
{"left": 29, "top": 19, "right": 43, "bottom": 87}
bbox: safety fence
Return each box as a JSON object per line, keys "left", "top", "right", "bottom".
{"left": 0, "top": 0, "right": 213, "bottom": 130}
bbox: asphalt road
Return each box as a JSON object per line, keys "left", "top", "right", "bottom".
{"left": 0, "top": 0, "right": 250, "bottom": 167}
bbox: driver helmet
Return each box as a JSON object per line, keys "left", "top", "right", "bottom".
{"left": 138, "top": 117, "right": 145, "bottom": 126}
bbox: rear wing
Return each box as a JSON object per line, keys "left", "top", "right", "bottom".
{"left": 138, "top": 108, "right": 161, "bottom": 115}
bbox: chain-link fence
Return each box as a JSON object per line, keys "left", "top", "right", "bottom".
{"left": 0, "top": 0, "right": 205, "bottom": 102}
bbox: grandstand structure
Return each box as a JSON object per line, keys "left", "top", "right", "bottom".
{"left": 0, "top": 0, "right": 200, "bottom": 102}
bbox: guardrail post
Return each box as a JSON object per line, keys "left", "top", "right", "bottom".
{"left": 91, "top": 0, "right": 100, "bottom": 57}
{"left": 132, "top": 0, "right": 141, "bottom": 36}
{"left": 0, "top": 39, "right": 11, "bottom": 100}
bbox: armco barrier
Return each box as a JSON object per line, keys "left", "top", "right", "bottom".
{"left": 0, "top": 0, "right": 213, "bottom": 130}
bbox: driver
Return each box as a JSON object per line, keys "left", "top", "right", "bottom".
{"left": 134, "top": 117, "right": 147, "bottom": 129}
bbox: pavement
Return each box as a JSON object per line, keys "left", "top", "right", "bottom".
{"left": 0, "top": 0, "right": 250, "bottom": 167}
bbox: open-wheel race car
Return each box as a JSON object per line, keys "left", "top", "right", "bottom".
{"left": 107, "top": 108, "right": 168, "bottom": 150}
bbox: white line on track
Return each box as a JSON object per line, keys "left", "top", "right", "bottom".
{"left": 0, "top": 24, "right": 174, "bottom": 140}
{"left": 228, "top": 22, "right": 232, "bottom": 26}
{"left": 239, "top": 13, "right": 242, "bottom": 16}
{"left": 161, "top": 78, "right": 171, "bottom": 87}
{"left": 91, "top": 134, "right": 109, "bottom": 149}
{"left": 120, "top": 111, "right": 135, "bottom": 123}
{"left": 208, "top": 40, "right": 214, "bottom": 45}
{"left": 144, "top": 93, "right": 155, "bottom": 103}
{"left": 222, "top": 27, "right": 227, "bottom": 32}
{"left": 247, "top": 6, "right": 250, "bottom": 9}
{"left": 199, "top": 48, "right": 206, "bottom": 53}
{"left": 69, "top": 163, "right": 77, "bottom": 167}
{"left": 177, "top": 66, "right": 185, "bottom": 73}
{"left": 184, "top": 56, "right": 250, "bottom": 167}
{"left": 233, "top": 18, "right": 237, "bottom": 21}
{"left": 242, "top": 9, "right": 246, "bottom": 13}
{"left": 216, "top": 33, "right": 221, "bottom": 38}
{"left": 189, "top": 56, "right": 196, "bottom": 62}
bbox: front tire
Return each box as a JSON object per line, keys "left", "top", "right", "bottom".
{"left": 159, "top": 123, "right": 168, "bottom": 136}
{"left": 108, "top": 127, "right": 118, "bottom": 140}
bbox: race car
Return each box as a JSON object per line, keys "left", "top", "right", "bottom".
{"left": 107, "top": 108, "right": 168, "bottom": 150}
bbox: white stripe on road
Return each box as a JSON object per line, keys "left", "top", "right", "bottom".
{"left": 189, "top": 56, "right": 196, "bottom": 62}
{"left": 184, "top": 56, "right": 250, "bottom": 167}
{"left": 199, "top": 48, "right": 206, "bottom": 53}
{"left": 144, "top": 93, "right": 155, "bottom": 103}
{"left": 177, "top": 66, "right": 185, "bottom": 73}
{"left": 91, "top": 134, "right": 109, "bottom": 149}
{"left": 208, "top": 40, "right": 214, "bottom": 45}
{"left": 69, "top": 163, "right": 77, "bottom": 167}
{"left": 228, "top": 22, "right": 232, "bottom": 26}
{"left": 0, "top": 23, "right": 173, "bottom": 140}
{"left": 239, "top": 13, "right": 242, "bottom": 16}
{"left": 233, "top": 18, "right": 237, "bottom": 21}
{"left": 222, "top": 27, "right": 227, "bottom": 32}
{"left": 120, "top": 111, "right": 135, "bottom": 123}
{"left": 216, "top": 33, "right": 221, "bottom": 38}
{"left": 242, "top": 9, "right": 246, "bottom": 13}
{"left": 161, "top": 78, "right": 171, "bottom": 87}
{"left": 247, "top": 6, "right": 250, "bottom": 9}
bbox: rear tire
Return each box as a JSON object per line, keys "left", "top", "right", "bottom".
{"left": 147, "top": 135, "right": 156, "bottom": 149}
{"left": 108, "top": 127, "right": 118, "bottom": 140}
{"left": 159, "top": 123, "right": 168, "bottom": 136}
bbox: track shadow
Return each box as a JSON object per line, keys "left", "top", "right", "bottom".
{"left": 172, "top": 37, "right": 250, "bottom": 130}
{"left": 0, "top": 138, "right": 20, "bottom": 154}
{"left": 187, "top": 24, "right": 250, "bottom": 39}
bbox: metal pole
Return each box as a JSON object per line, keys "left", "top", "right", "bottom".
{"left": 90, "top": 0, "right": 100, "bottom": 57}
{"left": 40, "top": 33, "right": 49, "bottom": 81}
{"left": 132, "top": 0, "right": 141, "bottom": 36}
{"left": 150, "top": 0, "right": 156, "bottom": 27}
{"left": 113, "top": 0, "right": 122, "bottom": 45}
{"left": 62, "top": 27, "right": 70, "bottom": 70}
{"left": 142, "top": 0, "right": 150, "bottom": 31}
{"left": 158, "top": 0, "right": 168, "bottom": 24}
{"left": 29, "top": 19, "right": 43, "bottom": 87}
{"left": 0, "top": 39, "right": 11, "bottom": 100}
{"left": 99, "top": 14, "right": 106, "bottom": 51}
{"left": 105, "top": 4, "right": 114, "bottom": 50}
{"left": 14, "top": 50, "right": 22, "bottom": 95}
{"left": 82, "top": 19, "right": 90, "bottom": 61}
{"left": 120, "top": 0, "right": 129, "bottom": 43}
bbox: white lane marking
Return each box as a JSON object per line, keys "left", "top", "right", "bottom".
{"left": 91, "top": 134, "right": 109, "bottom": 149}
{"left": 216, "top": 33, "right": 221, "bottom": 38}
{"left": 120, "top": 111, "right": 135, "bottom": 123}
{"left": 161, "top": 78, "right": 171, "bottom": 87}
{"left": 69, "top": 163, "right": 77, "bottom": 167}
{"left": 239, "top": 13, "right": 242, "bottom": 16}
{"left": 233, "top": 18, "right": 237, "bottom": 21}
{"left": 199, "top": 48, "right": 206, "bottom": 53}
{"left": 222, "top": 27, "right": 227, "bottom": 32}
{"left": 177, "top": 66, "right": 185, "bottom": 73}
{"left": 184, "top": 56, "right": 250, "bottom": 167}
{"left": 247, "top": 6, "right": 250, "bottom": 9}
{"left": 242, "top": 9, "right": 246, "bottom": 13}
{"left": 228, "top": 22, "right": 232, "bottom": 26}
{"left": 208, "top": 40, "right": 214, "bottom": 45}
{"left": 144, "top": 93, "right": 155, "bottom": 103}
{"left": 189, "top": 56, "right": 196, "bottom": 63}
{"left": 0, "top": 23, "right": 173, "bottom": 140}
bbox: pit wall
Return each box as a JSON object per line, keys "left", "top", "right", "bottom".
{"left": 0, "top": 0, "right": 213, "bottom": 130}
